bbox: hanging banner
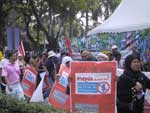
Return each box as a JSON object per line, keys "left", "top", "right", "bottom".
{"left": 7, "top": 27, "right": 13, "bottom": 50}
{"left": 22, "top": 65, "right": 37, "bottom": 98}
{"left": 48, "top": 82, "right": 70, "bottom": 111}
{"left": 14, "top": 28, "right": 20, "bottom": 50}
{"left": 6, "top": 27, "right": 20, "bottom": 50}
{"left": 70, "top": 61, "right": 116, "bottom": 113}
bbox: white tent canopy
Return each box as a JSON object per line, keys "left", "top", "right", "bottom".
{"left": 87, "top": 0, "right": 150, "bottom": 36}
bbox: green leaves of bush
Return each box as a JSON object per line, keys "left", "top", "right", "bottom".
{"left": 0, "top": 94, "right": 66, "bottom": 113}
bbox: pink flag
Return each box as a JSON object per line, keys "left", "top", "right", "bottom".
{"left": 18, "top": 41, "right": 25, "bottom": 57}
{"left": 65, "top": 36, "right": 72, "bottom": 56}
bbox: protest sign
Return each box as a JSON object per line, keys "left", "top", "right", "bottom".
{"left": 58, "top": 64, "right": 69, "bottom": 87}
{"left": 22, "top": 65, "right": 37, "bottom": 98}
{"left": 48, "top": 82, "right": 70, "bottom": 111}
{"left": 70, "top": 61, "right": 116, "bottom": 113}
{"left": 48, "top": 64, "right": 70, "bottom": 111}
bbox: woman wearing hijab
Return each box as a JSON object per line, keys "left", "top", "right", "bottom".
{"left": 117, "top": 54, "right": 150, "bottom": 113}
{"left": 56, "top": 56, "right": 72, "bottom": 94}
{"left": 57, "top": 56, "right": 72, "bottom": 84}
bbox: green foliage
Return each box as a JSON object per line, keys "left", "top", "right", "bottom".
{"left": 0, "top": 94, "right": 66, "bottom": 113}
{"left": 111, "top": 0, "right": 122, "bottom": 12}
{"left": 0, "top": 0, "right": 122, "bottom": 50}
{"left": 141, "top": 29, "right": 150, "bottom": 38}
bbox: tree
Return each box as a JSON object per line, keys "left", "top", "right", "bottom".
{"left": 0, "top": 0, "right": 121, "bottom": 51}
{"left": 0, "top": 0, "right": 10, "bottom": 49}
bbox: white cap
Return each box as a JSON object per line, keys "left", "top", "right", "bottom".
{"left": 62, "top": 56, "right": 72, "bottom": 65}
{"left": 111, "top": 45, "right": 118, "bottom": 50}
{"left": 48, "top": 51, "right": 56, "bottom": 58}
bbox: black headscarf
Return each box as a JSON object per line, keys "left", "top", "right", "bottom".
{"left": 124, "top": 54, "right": 140, "bottom": 71}
{"left": 124, "top": 54, "right": 141, "bottom": 79}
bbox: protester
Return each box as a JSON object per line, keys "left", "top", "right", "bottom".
{"left": 81, "top": 50, "right": 97, "bottom": 61}
{"left": 43, "top": 51, "right": 57, "bottom": 99}
{"left": 97, "top": 53, "right": 108, "bottom": 61}
{"left": 36, "top": 52, "right": 48, "bottom": 86}
{"left": 0, "top": 50, "right": 9, "bottom": 93}
{"left": 58, "top": 56, "right": 73, "bottom": 94}
{"left": 0, "top": 50, "right": 2, "bottom": 61}
{"left": 23, "top": 54, "right": 38, "bottom": 100}
{"left": 16, "top": 54, "right": 25, "bottom": 67}
{"left": 61, "top": 56, "right": 72, "bottom": 75}
{"left": 2, "top": 51, "right": 25, "bottom": 100}
{"left": 141, "top": 62, "right": 150, "bottom": 71}
{"left": 16, "top": 54, "right": 25, "bottom": 81}
{"left": 45, "top": 51, "right": 57, "bottom": 82}
{"left": 117, "top": 54, "right": 150, "bottom": 113}
{"left": 0, "top": 50, "right": 9, "bottom": 68}
{"left": 36, "top": 52, "right": 51, "bottom": 99}
{"left": 110, "top": 45, "right": 122, "bottom": 67}
{"left": 57, "top": 50, "right": 69, "bottom": 72}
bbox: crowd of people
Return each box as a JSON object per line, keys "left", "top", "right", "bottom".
{"left": 0, "top": 45, "right": 150, "bottom": 113}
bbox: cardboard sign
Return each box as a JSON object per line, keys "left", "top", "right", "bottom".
{"left": 22, "top": 65, "right": 37, "bottom": 98}
{"left": 58, "top": 64, "right": 69, "bottom": 87}
{"left": 48, "top": 82, "right": 70, "bottom": 111}
{"left": 70, "top": 61, "right": 116, "bottom": 113}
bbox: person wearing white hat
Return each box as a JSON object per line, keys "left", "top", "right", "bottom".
{"left": 46, "top": 51, "right": 57, "bottom": 78}
{"left": 56, "top": 56, "right": 73, "bottom": 80}
{"left": 111, "top": 45, "right": 118, "bottom": 50}
{"left": 110, "top": 45, "right": 122, "bottom": 68}
{"left": 60, "top": 56, "right": 73, "bottom": 94}
{"left": 48, "top": 51, "right": 56, "bottom": 58}
{"left": 43, "top": 50, "right": 58, "bottom": 99}
{"left": 62, "top": 56, "right": 73, "bottom": 67}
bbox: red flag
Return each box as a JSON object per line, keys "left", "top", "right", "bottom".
{"left": 18, "top": 41, "right": 25, "bottom": 57}
{"left": 65, "top": 36, "right": 72, "bottom": 56}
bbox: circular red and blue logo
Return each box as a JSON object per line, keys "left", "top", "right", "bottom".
{"left": 97, "top": 82, "right": 110, "bottom": 94}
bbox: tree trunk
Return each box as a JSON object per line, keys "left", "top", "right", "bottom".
{"left": 0, "top": 1, "right": 5, "bottom": 49}
{"left": 85, "top": 7, "right": 89, "bottom": 35}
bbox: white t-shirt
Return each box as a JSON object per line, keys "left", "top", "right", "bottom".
{"left": 1, "top": 58, "right": 9, "bottom": 68}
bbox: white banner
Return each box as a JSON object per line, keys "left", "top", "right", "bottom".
{"left": 30, "top": 72, "right": 46, "bottom": 102}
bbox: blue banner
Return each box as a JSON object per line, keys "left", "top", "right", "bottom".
{"left": 14, "top": 28, "right": 20, "bottom": 50}
{"left": 7, "top": 27, "right": 13, "bottom": 50}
